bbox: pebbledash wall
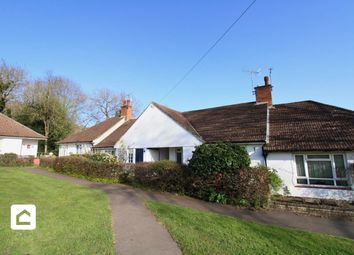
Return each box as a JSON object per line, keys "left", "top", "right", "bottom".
{"left": 267, "top": 152, "right": 354, "bottom": 201}
{"left": 0, "top": 137, "right": 39, "bottom": 156}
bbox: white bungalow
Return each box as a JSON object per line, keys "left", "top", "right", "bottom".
{"left": 0, "top": 113, "right": 45, "bottom": 156}
{"left": 58, "top": 100, "right": 133, "bottom": 156}
{"left": 116, "top": 76, "right": 354, "bottom": 201}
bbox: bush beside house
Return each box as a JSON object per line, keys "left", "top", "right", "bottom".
{"left": 0, "top": 153, "right": 34, "bottom": 167}
{"left": 40, "top": 143, "right": 281, "bottom": 207}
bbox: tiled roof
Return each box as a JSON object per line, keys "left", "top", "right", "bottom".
{"left": 155, "top": 100, "right": 354, "bottom": 152}
{"left": 183, "top": 102, "right": 268, "bottom": 143}
{"left": 94, "top": 120, "right": 136, "bottom": 148}
{"left": 58, "top": 116, "right": 123, "bottom": 144}
{"left": 154, "top": 101, "right": 268, "bottom": 143}
{"left": 264, "top": 100, "right": 354, "bottom": 152}
{"left": 0, "top": 113, "right": 45, "bottom": 139}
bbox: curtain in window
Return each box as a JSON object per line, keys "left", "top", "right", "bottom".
{"left": 307, "top": 161, "right": 333, "bottom": 178}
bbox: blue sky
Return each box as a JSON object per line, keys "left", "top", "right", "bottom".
{"left": 1, "top": 0, "right": 354, "bottom": 112}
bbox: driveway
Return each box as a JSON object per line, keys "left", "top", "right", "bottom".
{"left": 25, "top": 168, "right": 354, "bottom": 254}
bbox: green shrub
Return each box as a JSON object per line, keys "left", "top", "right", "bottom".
{"left": 188, "top": 143, "right": 250, "bottom": 177}
{"left": 268, "top": 169, "right": 282, "bottom": 193}
{"left": 41, "top": 154, "right": 279, "bottom": 208}
{"left": 54, "top": 156, "right": 124, "bottom": 180}
{"left": 221, "top": 166, "right": 271, "bottom": 207}
{"left": 0, "top": 153, "right": 33, "bottom": 166}
{"left": 133, "top": 161, "right": 189, "bottom": 193}
{"left": 40, "top": 156, "right": 57, "bottom": 169}
{"left": 208, "top": 190, "right": 228, "bottom": 204}
{"left": 81, "top": 153, "right": 117, "bottom": 163}
{"left": 187, "top": 166, "right": 274, "bottom": 207}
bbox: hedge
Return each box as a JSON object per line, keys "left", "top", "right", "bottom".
{"left": 40, "top": 155, "right": 279, "bottom": 207}
{"left": 0, "top": 153, "right": 34, "bottom": 167}
{"left": 132, "top": 161, "right": 190, "bottom": 193}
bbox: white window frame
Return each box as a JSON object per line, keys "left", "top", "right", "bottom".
{"left": 76, "top": 144, "right": 82, "bottom": 154}
{"left": 128, "top": 149, "right": 134, "bottom": 163}
{"left": 294, "top": 153, "right": 349, "bottom": 187}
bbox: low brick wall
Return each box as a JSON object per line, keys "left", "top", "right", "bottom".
{"left": 270, "top": 196, "right": 354, "bottom": 221}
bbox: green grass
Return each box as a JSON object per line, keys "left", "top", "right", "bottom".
{"left": 0, "top": 167, "right": 115, "bottom": 255}
{"left": 146, "top": 201, "right": 354, "bottom": 255}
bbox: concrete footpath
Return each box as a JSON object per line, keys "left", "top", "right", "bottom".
{"left": 25, "top": 168, "right": 354, "bottom": 254}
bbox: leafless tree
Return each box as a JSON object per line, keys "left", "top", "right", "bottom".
{"left": 0, "top": 60, "right": 26, "bottom": 113}
{"left": 86, "top": 89, "right": 140, "bottom": 124}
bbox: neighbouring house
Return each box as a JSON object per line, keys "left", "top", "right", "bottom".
{"left": 116, "top": 76, "right": 354, "bottom": 200}
{"left": 0, "top": 113, "right": 46, "bottom": 156}
{"left": 58, "top": 100, "right": 134, "bottom": 156}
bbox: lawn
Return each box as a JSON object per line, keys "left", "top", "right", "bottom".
{"left": 146, "top": 201, "right": 354, "bottom": 255}
{"left": 0, "top": 167, "right": 115, "bottom": 255}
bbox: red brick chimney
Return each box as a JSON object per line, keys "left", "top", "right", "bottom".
{"left": 255, "top": 76, "right": 272, "bottom": 106}
{"left": 120, "top": 99, "right": 132, "bottom": 121}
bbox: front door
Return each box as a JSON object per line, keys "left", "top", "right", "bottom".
{"left": 135, "top": 148, "right": 144, "bottom": 163}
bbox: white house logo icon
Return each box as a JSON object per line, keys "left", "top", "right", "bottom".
{"left": 11, "top": 204, "right": 36, "bottom": 230}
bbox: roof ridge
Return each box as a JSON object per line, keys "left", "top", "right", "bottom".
{"left": 94, "top": 119, "right": 136, "bottom": 148}
{"left": 58, "top": 115, "right": 124, "bottom": 144}
{"left": 182, "top": 101, "right": 256, "bottom": 114}
{"left": 274, "top": 100, "right": 354, "bottom": 113}
{"left": 0, "top": 113, "right": 45, "bottom": 139}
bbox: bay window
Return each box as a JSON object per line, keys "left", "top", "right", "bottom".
{"left": 295, "top": 154, "right": 349, "bottom": 187}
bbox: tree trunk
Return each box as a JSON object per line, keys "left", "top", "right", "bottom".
{"left": 44, "top": 120, "right": 49, "bottom": 154}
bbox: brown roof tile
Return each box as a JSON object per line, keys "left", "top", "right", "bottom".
{"left": 183, "top": 102, "right": 268, "bottom": 143}
{"left": 0, "top": 113, "right": 45, "bottom": 139}
{"left": 264, "top": 101, "right": 354, "bottom": 152}
{"left": 58, "top": 116, "right": 123, "bottom": 144}
{"left": 154, "top": 102, "right": 268, "bottom": 143}
{"left": 94, "top": 120, "right": 136, "bottom": 148}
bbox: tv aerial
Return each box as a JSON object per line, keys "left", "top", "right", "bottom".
{"left": 244, "top": 68, "right": 261, "bottom": 90}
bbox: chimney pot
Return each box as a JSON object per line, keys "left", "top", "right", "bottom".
{"left": 264, "top": 76, "right": 270, "bottom": 86}
{"left": 120, "top": 98, "right": 132, "bottom": 121}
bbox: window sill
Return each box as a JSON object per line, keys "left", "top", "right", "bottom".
{"left": 295, "top": 185, "right": 352, "bottom": 190}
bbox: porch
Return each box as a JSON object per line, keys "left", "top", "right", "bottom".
{"left": 129, "top": 147, "right": 183, "bottom": 164}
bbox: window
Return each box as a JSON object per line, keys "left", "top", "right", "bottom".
{"left": 176, "top": 148, "right": 183, "bottom": 164}
{"left": 295, "top": 154, "right": 349, "bottom": 187}
{"left": 128, "top": 149, "right": 134, "bottom": 163}
{"left": 76, "top": 144, "right": 82, "bottom": 154}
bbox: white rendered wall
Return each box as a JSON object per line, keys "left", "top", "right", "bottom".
{"left": 119, "top": 104, "right": 203, "bottom": 149}
{"left": 21, "top": 139, "right": 39, "bottom": 156}
{"left": 117, "top": 103, "right": 203, "bottom": 164}
{"left": 245, "top": 145, "right": 265, "bottom": 166}
{"left": 267, "top": 152, "right": 354, "bottom": 201}
{"left": 59, "top": 143, "right": 92, "bottom": 156}
{"left": 0, "top": 137, "right": 22, "bottom": 155}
